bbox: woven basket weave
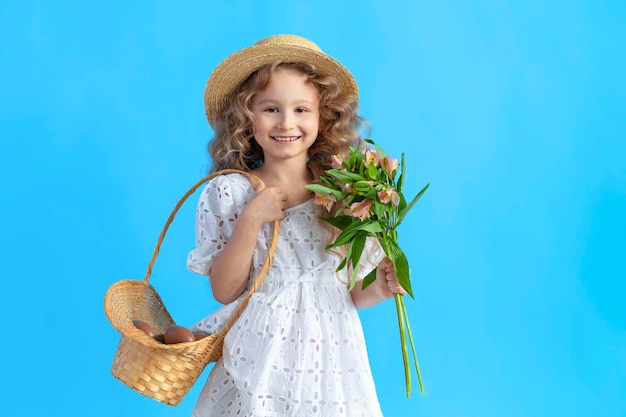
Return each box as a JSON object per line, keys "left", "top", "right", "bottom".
{"left": 104, "top": 170, "right": 278, "bottom": 406}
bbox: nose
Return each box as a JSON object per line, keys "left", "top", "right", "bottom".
{"left": 277, "top": 112, "right": 294, "bottom": 131}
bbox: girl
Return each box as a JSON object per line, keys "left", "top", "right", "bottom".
{"left": 187, "top": 34, "right": 405, "bottom": 417}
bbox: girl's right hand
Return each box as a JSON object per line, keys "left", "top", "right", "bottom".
{"left": 243, "top": 183, "right": 289, "bottom": 225}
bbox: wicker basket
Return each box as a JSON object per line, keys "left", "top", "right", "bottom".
{"left": 104, "top": 170, "right": 278, "bottom": 406}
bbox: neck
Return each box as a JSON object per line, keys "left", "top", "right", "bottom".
{"left": 253, "top": 158, "right": 314, "bottom": 207}
{"left": 255, "top": 158, "right": 312, "bottom": 185}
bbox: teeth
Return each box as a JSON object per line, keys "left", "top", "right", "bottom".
{"left": 272, "top": 136, "right": 299, "bottom": 142}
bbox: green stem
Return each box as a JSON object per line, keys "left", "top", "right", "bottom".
{"left": 400, "top": 295, "right": 425, "bottom": 395}
{"left": 395, "top": 293, "right": 411, "bottom": 397}
{"left": 385, "top": 234, "right": 424, "bottom": 397}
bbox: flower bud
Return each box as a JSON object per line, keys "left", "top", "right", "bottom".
{"left": 381, "top": 155, "right": 399, "bottom": 176}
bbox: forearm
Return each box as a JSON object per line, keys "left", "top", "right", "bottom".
{"left": 209, "top": 210, "right": 264, "bottom": 304}
{"left": 350, "top": 278, "right": 389, "bottom": 309}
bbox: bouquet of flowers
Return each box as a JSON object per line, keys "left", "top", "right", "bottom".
{"left": 305, "top": 139, "right": 429, "bottom": 397}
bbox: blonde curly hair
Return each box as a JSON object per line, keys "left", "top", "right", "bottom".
{"left": 207, "top": 61, "right": 367, "bottom": 179}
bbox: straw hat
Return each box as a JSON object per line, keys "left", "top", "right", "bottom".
{"left": 203, "top": 34, "right": 358, "bottom": 127}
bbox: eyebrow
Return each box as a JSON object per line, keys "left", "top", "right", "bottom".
{"left": 254, "top": 99, "right": 317, "bottom": 106}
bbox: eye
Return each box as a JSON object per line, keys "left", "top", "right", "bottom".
{"left": 264, "top": 106, "right": 278, "bottom": 113}
{"left": 295, "top": 107, "right": 309, "bottom": 113}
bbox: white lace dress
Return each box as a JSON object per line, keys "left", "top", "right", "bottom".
{"left": 187, "top": 173, "right": 385, "bottom": 417}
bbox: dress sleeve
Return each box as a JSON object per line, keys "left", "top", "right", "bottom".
{"left": 355, "top": 236, "right": 385, "bottom": 280}
{"left": 186, "top": 174, "right": 254, "bottom": 275}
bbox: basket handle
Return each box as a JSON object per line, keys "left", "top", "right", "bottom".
{"left": 220, "top": 208, "right": 280, "bottom": 335}
{"left": 142, "top": 170, "right": 280, "bottom": 296}
{"left": 142, "top": 169, "right": 279, "bottom": 336}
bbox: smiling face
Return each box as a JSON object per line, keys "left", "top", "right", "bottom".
{"left": 251, "top": 66, "right": 320, "bottom": 166}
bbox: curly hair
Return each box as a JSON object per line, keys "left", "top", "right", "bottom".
{"left": 207, "top": 61, "right": 367, "bottom": 179}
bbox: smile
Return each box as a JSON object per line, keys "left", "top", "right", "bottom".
{"left": 271, "top": 136, "right": 300, "bottom": 142}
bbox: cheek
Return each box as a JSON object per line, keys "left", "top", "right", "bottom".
{"left": 253, "top": 116, "right": 271, "bottom": 133}
{"left": 305, "top": 117, "right": 320, "bottom": 134}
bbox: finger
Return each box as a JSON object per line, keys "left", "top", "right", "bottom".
{"left": 390, "top": 280, "right": 407, "bottom": 295}
{"left": 380, "top": 257, "right": 394, "bottom": 271}
{"left": 382, "top": 264, "right": 395, "bottom": 277}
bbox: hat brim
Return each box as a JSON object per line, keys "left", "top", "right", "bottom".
{"left": 204, "top": 42, "right": 358, "bottom": 127}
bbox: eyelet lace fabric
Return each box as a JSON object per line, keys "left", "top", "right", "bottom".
{"left": 187, "top": 173, "right": 384, "bottom": 417}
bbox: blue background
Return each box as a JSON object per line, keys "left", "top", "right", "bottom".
{"left": 1, "top": 1, "right": 624, "bottom": 416}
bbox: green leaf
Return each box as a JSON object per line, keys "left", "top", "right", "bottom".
{"left": 319, "top": 176, "right": 339, "bottom": 188}
{"left": 364, "top": 189, "right": 379, "bottom": 201}
{"left": 397, "top": 153, "right": 406, "bottom": 192}
{"left": 326, "top": 169, "right": 366, "bottom": 183}
{"left": 305, "top": 184, "right": 348, "bottom": 200}
{"left": 397, "top": 183, "right": 429, "bottom": 225}
{"left": 352, "top": 219, "right": 383, "bottom": 233}
{"left": 387, "top": 242, "right": 413, "bottom": 298}
{"left": 326, "top": 229, "right": 358, "bottom": 249}
{"left": 367, "top": 163, "right": 378, "bottom": 180}
{"left": 336, "top": 253, "right": 348, "bottom": 271}
{"left": 335, "top": 197, "right": 356, "bottom": 217}
{"left": 346, "top": 152, "right": 359, "bottom": 169}
{"left": 373, "top": 200, "right": 387, "bottom": 219}
{"left": 396, "top": 191, "right": 407, "bottom": 215}
{"left": 352, "top": 218, "right": 383, "bottom": 233}
{"left": 304, "top": 183, "right": 333, "bottom": 194}
{"left": 336, "top": 238, "right": 354, "bottom": 272}
{"left": 350, "top": 232, "right": 366, "bottom": 268}
{"left": 364, "top": 138, "right": 386, "bottom": 156}
{"left": 378, "top": 168, "right": 392, "bottom": 185}
{"left": 348, "top": 233, "right": 367, "bottom": 290}
{"left": 320, "top": 215, "right": 355, "bottom": 230}
{"left": 327, "top": 220, "right": 383, "bottom": 248}
{"left": 361, "top": 267, "right": 377, "bottom": 290}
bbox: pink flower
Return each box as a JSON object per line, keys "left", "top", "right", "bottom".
{"left": 350, "top": 200, "right": 373, "bottom": 221}
{"left": 381, "top": 155, "right": 399, "bottom": 176}
{"left": 314, "top": 192, "right": 336, "bottom": 212}
{"left": 331, "top": 154, "right": 344, "bottom": 168}
{"left": 340, "top": 207, "right": 352, "bottom": 216}
{"left": 378, "top": 187, "right": 400, "bottom": 206}
{"left": 364, "top": 149, "right": 381, "bottom": 167}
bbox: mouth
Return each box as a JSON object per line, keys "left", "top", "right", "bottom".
{"left": 271, "top": 136, "right": 300, "bottom": 143}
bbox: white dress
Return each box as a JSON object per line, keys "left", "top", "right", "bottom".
{"left": 187, "top": 173, "right": 385, "bottom": 417}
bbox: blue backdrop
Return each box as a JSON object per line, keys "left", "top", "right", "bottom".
{"left": 1, "top": 1, "right": 624, "bottom": 416}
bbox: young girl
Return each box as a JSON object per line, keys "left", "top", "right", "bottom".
{"left": 187, "top": 34, "right": 405, "bottom": 417}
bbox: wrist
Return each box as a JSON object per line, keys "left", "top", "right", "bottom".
{"left": 239, "top": 206, "right": 266, "bottom": 230}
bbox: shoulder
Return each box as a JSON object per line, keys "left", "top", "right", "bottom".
{"left": 207, "top": 172, "right": 254, "bottom": 192}
{"left": 199, "top": 172, "right": 256, "bottom": 206}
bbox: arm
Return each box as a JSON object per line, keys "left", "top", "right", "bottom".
{"left": 350, "top": 257, "right": 406, "bottom": 308}
{"left": 208, "top": 205, "right": 267, "bottom": 304}
{"left": 209, "top": 185, "right": 288, "bottom": 304}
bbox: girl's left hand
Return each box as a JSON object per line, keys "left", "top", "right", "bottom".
{"left": 375, "top": 257, "right": 407, "bottom": 299}
{"left": 350, "top": 257, "right": 406, "bottom": 308}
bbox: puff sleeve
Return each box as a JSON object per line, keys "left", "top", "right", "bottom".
{"left": 355, "top": 236, "right": 386, "bottom": 280}
{"left": 186, "top": 174, "right": 255, "bottom": 275}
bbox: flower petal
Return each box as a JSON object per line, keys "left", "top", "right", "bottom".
{"left": 350, "top": 200, "right": 373, "bottom": 220}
